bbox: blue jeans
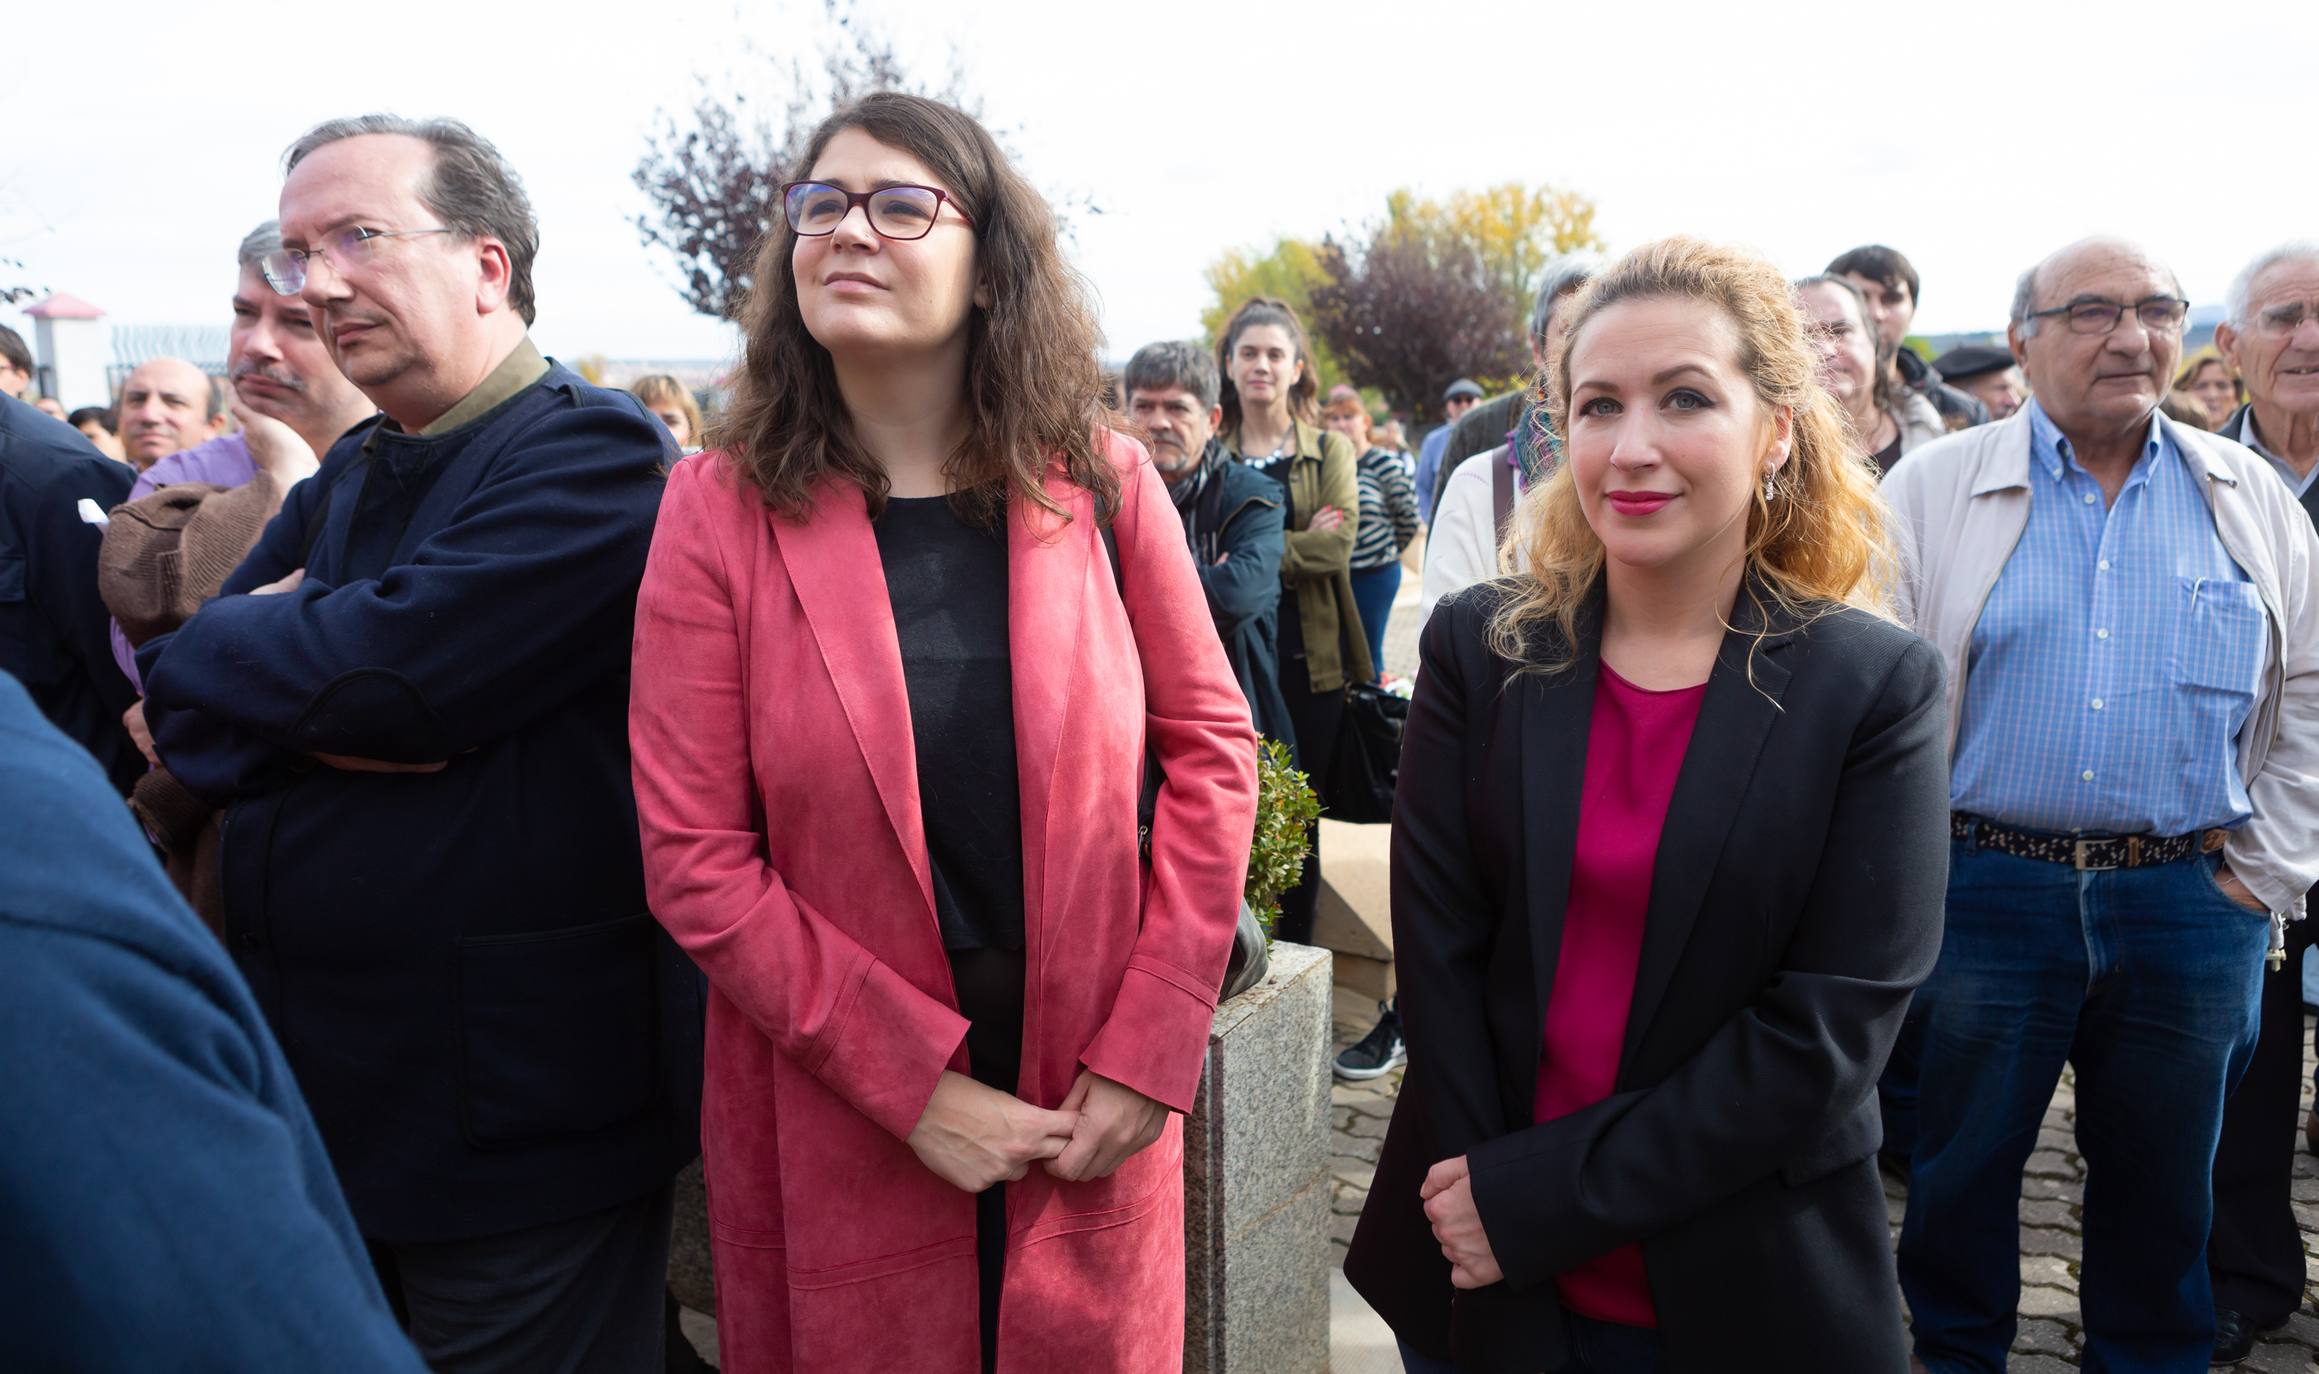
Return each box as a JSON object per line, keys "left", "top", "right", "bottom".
{"left": 1350, "top": 561, "right": 1400, "bottom": 678}
{"left": 1897, "top": 838, "right": 2266, "bottom": 1374}
{"left": 1397, "top": 1314, "right": 1665, "bottom": 1373}
{"left": 1878, "top": 998, "right": 1929, "bottom": 1163}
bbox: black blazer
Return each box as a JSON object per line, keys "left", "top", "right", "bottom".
{"left": 1344, "top": 581, "right": 1950, "bottom": 1374}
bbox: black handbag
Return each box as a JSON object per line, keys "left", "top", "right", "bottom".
{"left": 1104, "top": 525, "right": 1272, "bottom": 1001}
{"left": 1324, "top": 681, "right": 1409, "bottom": 824}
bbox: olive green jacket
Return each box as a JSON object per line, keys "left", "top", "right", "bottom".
{"left": 1225, "top": 418, "right": 1375, "bottom": 693}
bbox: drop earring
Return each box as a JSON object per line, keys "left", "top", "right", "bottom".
{"left": 1762, "top": 471, "right": 1777, "bottom": 503}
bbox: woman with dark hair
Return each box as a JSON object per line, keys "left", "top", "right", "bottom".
{"left": 1345, "top": 238, "right": 1948, "bottom": 1372}
{"left": 1215, "top": 297, "right": 1370, "bottom": 943}
{"left": 629, "top": 92, "right": 1258, "bottom": 1374}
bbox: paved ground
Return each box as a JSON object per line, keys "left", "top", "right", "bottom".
{"left": 1324, "top": 985, "right": 2319, "bottom": 1371}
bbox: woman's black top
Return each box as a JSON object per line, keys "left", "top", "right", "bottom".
{"left": 872, "top": 495, "right": 1025, "bottom": 954}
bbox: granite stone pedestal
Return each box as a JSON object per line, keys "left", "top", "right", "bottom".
{"left": 1183, "top": 940, "right": 1335, "bottom": 1374}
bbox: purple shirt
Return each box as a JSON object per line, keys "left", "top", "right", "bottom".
{"left": 111, "top": 434, "right": 258, "bottom": 689}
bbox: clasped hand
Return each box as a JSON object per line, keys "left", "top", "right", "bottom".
{"left": 906, "top": 1068, "right": 1168, "bottom": 1194}
{"left": 1421, "top": 1155, "right": 1503, "bottom": 1289}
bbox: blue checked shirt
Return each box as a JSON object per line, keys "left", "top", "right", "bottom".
{"left": 1950, "top": 400, "right": 2269, "bottom": 835}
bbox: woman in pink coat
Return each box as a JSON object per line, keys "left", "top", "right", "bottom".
{"left": 629, "top": 93, "right": 1258, "bottom": 1374}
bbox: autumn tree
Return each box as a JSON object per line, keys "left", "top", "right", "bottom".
{"left": 1304, "top": 183, "right": 1604, "bottom": 423}
{"left": 3, "top": 254, "right": 35, "bottom": 307}
{"left": 632, "top": 0, "right": 974, "bottom": 319}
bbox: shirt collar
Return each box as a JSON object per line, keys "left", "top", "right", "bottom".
{"left": 2235, "top": 406, "right": 2319, "bottom": 497}
{"left": 2024, "top": 396, "right": 2168, "bottom": 490}
{"left": 413, "top": 336, "right": 548, "bottom": 437}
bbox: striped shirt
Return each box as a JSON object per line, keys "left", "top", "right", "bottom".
{"left": 1950, "top": 401, "right": 2266, "bottom": 835}
{"left": 1350, "top": 447, "right": 1420, "bottom": 571}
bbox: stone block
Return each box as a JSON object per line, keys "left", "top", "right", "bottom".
{"left": 1184, "top": 941, "right": 1333, "bottom": 1374}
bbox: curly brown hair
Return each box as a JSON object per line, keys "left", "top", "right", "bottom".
{"left": 711, "top": 92, "right": 1117, "bottom": 525}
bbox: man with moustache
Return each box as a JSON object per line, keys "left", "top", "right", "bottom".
{"left": 1886, "top": 238, "right": 2319, "bottom": 1373}
{"left": 135, "top": 116, "right": 700, "bottom": 1373}
{"left": 115, "top": 356, "right": 225, "bottom": 470}
{"left": 1123, "top": 339, "right": 1291, "bottom": 747}
{"left": 103, "top": 220, "right": 377, "bottom": 692}
{"left": 2203, "top": 239, "right": 2319, "bottom": 1365}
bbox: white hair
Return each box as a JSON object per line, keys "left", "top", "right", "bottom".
{"left": 2225, "top": 241, "right": 2319, "bottom": 327}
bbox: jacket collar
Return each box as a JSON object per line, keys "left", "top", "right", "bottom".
{"left": 417, "top": 336, "right": 549, "bottom": 437}
{"left": 1974, "top": 400, "right": 2241, "bottom": 497}
{"left": 1518, "top": 578, "right": 1801, "bottom": 1083}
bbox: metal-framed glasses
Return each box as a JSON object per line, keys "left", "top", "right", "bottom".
{"left": 260, "top": 225, "right": 455, "bottom": 296}
{"left": 2024, "top": 295, "right": 2191, "bottom": 337}
{"left": 2247, "top": 301, "right": 2319, "bottom": 339}
{"left": 780, "top": 181, "right": 968, "bottom": 242}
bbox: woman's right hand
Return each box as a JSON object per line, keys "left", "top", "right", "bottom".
{"left": 1307, "top": 504, "right": 1348, "bottom": 533}
{"left": 906, "top": 1070, "right": 1079, "bottom": 1193}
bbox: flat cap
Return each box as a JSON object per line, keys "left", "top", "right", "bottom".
{"left": 1932, "top": 344, "right": 2015, "bottom": 382}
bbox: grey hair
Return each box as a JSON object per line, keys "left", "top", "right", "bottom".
{"left": 284, "top": 114, "right": 539, "bottom": 325}
{"left": 1530, "top": 252, "right": 1604, "bottom": 343}
{"left": 2225, "top": 241, "right": 2319, "bottom": 327}
{"left": 2009, "top": 266, "right": 2043, "bottom": 334}
{"left": 236, "top": 220, "right": 283, "bottom": 274}
{"left": 1122, "top": 339, "right": 1220, "bottom": 412}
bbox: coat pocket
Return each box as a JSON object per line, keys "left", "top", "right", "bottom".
{"left": 455, "top": 912, "right": 660, "bottom": 1148}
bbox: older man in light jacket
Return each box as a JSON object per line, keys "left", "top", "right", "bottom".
{"left": 1882, "top": 237, "right": 2319, "bottom": 1374}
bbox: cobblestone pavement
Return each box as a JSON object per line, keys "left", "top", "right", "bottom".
{"left": 1327, "top": 994, "right": 2319, "bottom": 1370}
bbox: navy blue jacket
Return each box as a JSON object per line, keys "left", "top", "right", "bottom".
{"left": 0, "top": 394, "right": 137, "bottom": 791}
{"left": 0, "top": 671, "right": 427, "bottom": 1372}
{"left": 1178, "top": 451, "right": 1294, "bottom": 751}
{"left": 138, "top": 362, "right": 703, "bottom": 1244}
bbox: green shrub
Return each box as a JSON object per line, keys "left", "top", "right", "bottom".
{"left": 1246, "top": 738, "right": 1321, "bottom": 938}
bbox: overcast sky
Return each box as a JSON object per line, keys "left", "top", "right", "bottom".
{"left": 6, "top": 0, "right": 2313, "bottom": 378}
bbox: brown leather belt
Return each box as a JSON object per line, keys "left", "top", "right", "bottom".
{"left": 1950, "top": 813, "right": 2220, "bottom": 872}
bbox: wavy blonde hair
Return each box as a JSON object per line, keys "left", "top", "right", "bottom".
{"left": 1488, "top": 236, "right": 1897, "bottom": 673}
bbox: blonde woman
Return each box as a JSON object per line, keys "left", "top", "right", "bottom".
{"left": 1345, "top": 238, "right": 1950, "bottom": 1373}
{"left": 628, "top": 373, "right": 705, "bottom": 453}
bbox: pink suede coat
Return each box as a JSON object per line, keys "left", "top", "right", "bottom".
{"left": 630, "top": 434, "right": 1258, "bottom": 1374}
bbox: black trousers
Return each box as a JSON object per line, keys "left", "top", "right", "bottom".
{"left": 1274, "top": 600, "right": 1346, "bottom": 947}
{"left": 950, "top": 945, "right": 1026, "bottom": 1374}
{"left": 2208, "top": 917, "right": 2316, "bottom": 1327}
{"left": 367, "top": 1182, "right": 675, "bottom": 1374}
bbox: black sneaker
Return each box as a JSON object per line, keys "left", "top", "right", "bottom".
{"left": 1334, "top": 1005, "right": 1406, "bottom": 1081}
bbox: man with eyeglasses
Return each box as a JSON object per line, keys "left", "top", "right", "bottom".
{"left": 2203, "top": 239, "right": 2319, "bottom": 1365}
{"left": 1828, "top": 243, "right": 1992, "bottom": 433}
{"left": 134, "top": 115, "right": 702, "bottom": 1374}
{"left": 1882, "top": 237, "right": 2319, "bottom": 1372}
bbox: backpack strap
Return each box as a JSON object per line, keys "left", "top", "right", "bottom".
{"left": 1490, "top": 449, "right": 1516, "bottom": 545}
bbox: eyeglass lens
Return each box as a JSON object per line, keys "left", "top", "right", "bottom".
{"left": 785, "top": 184, "right": 943, "bottom": 240}
{"left": 2258, "top": 304, "right": 2313, "bottom": 336}
{"left": 2067, "top": 299, "right": 2187, "bottom": 334}
{"left": 261, "top": 226, "right": 390, "bottom": 296}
